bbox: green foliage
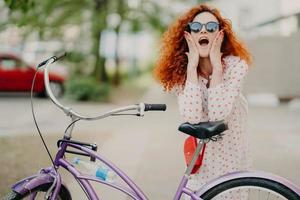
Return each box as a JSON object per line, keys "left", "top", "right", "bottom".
{"left": 3, "top": 0, "right": 179, "bottom": 96}
{"left": 125, "top": 2, "right": 174, "bottom": 34}
{"left": 64, "top": 51, "right": 86, "bottom": 63}
{"left": 4, "top": 0, "right": 109, "bottom": 83}
{"left": 65, "top": 77, "right": 110, "bottom": 102}
{"left": 4, "top": 0, "right": 90, "bottom": 38}
{"left": 4, "top": 0, "right": 35, "bottom": 12}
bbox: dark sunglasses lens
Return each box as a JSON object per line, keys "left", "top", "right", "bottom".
{"left": 206, "top": 22, "right": 219, "bottom": 32}
{"left": 189, "top": 22, "right": 202, "bottom": 32}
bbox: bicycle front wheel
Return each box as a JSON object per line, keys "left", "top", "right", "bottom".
{"left": 200, "top": 177, "right": 300, "bottom": 200}
{"left": 3, "top": 183, "right": 71, "bottom": 200}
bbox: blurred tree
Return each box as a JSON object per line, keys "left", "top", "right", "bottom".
{"left": 4, "top": 0, "right": 109, "bottom": 83}
{"left": 107, "top": 0, "right": 173, "bottom": 86}
{"left": 109, "top": 0, "right": 128, "bottom": 86}
{"left": 128, "top": 1, "right": 171, "bottom": 35}
{"left": 195, "top": 0, "right": 212, "bottom": 3}
{"left": 3, "top": 0, "right": 177, "bottom": 87}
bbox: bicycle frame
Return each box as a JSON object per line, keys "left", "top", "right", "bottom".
{"left": 11, "top": 139, "right": 204, "bottom": 200}
{"left": 56, "top": 141, "right": 149, "bottom": 200}
{"left": 11, "top": 137, "right": 300, "bottom": 200}
{"left": 57, "top": 140, "right": 210, "bottom": 200}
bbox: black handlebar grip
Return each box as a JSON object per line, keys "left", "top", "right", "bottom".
{"left": 37, "top": 58, "right": 52, "bottom": 68}
{"left": 144, "top": 104, "right": 167, "bottom": 111}
{"left": 37, "top": 52, "right": 67, "bottom": 68}
{"left": 53, "top": 52, "right": 67, "bottom": 62}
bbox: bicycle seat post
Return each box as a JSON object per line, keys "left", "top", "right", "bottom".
{"left": 185, "top": 139, "right": 204, "bottom": 176}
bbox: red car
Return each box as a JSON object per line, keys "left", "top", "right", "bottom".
{"left": 0, "top": 53, "right": 65, "bottom": 97}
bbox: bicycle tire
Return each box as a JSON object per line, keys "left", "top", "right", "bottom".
{"left": 2, "top": 183, "right": 71, "bottom": 200}
{"left": 200, "top": 177, "right": 300, "bottom": 200}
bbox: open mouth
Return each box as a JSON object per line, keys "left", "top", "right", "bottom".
{"left": 199, "top": 38, "right": 209, "bottom": 46}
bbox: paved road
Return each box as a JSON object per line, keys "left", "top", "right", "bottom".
{"left": 0, "top": 85, "right": 300, "bottom": 199}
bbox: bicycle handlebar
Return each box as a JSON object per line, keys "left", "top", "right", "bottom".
{"left": 144, "top": 104, "right": 166, "bottom": 111}
{"left": 38, "top": 52, "right": 67, "bottom": 68}
{"left": 42, "top": 54, "right": 166, "bottom": 121}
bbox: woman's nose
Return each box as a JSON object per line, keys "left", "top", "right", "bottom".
{"left": 200, "top": 26, "right": 207, "bottom": 34}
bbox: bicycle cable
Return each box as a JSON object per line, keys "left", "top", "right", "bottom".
{"left": 30, "top": 68, "right": 56, "bottom": 170}
{"left": 64, "top": 118, "right": 80, "bottom": 135}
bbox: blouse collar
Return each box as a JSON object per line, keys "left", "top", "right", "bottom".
{"left": 198, "top": 75, "right": 209, "bottom": 85}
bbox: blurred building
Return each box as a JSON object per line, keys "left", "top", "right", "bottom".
{"left": 208, "top": 0, "right": 300, "bottom": 102}
{"left": 212, "top": 0, "right": 300, "bottom": 37}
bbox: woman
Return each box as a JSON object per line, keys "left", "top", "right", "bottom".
{"left": 154, "top": 4, "right": 252, "bottom": 199}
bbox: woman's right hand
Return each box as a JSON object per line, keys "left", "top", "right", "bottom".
{"left": 184, "top": 31, "right": 200, "bottom": 71}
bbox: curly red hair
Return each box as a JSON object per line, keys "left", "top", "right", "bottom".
{"left": 153, "top": 4, "right": 252, "bottom": 92}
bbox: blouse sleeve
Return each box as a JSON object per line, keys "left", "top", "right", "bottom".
{"left": 176, "top": 81, "right": 205, "bottom": 124}
{"left": 207, "top": 58, "right": 249, "bottom": 121}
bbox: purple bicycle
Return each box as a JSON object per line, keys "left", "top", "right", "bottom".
{"left": 3, "top": 54, "right": 300, "bottom": 200}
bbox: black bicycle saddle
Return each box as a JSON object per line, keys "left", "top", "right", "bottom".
{"left": 178, "top": 120, "right": 228, "bottom": 140}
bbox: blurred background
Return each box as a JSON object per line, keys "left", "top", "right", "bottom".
{"left": 0, "top": 0, "right": 299, "bottom": 199}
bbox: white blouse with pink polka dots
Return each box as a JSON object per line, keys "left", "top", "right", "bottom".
{"left": 174, "top": 55, "right": 252, "bottom": 199}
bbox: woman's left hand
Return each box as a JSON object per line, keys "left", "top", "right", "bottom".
{"left": 209, "top": 30, "right": 224, "bottom": 72}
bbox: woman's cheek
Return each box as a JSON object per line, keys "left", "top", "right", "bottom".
{"left": 191, "top": 34, "right": 198, "bottom": 43}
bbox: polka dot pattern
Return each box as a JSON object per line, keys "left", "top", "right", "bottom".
{"left": 207, "top": 58, "right": 248, "bottom": 122}
{"left": 175, "top": 56, "right": 252, "bottom": 200}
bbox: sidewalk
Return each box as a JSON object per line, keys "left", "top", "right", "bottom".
{"left": 61, "top": 83, "right": 186, "bottom": 199}
{"left": 1, "top": 82, "right": 300, "bottom": 199}
{"left": 63, "top": 83, "right": 300, "bottom": 199}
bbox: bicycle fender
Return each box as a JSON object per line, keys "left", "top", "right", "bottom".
{"left": 195, "top": 170, "right": 300, "bottom": 197}
{"left": 12, "top": 173, "right": 53, "bottom": 195}
{"left": 11, "top": 167, "right": 70, "bottom": 198}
